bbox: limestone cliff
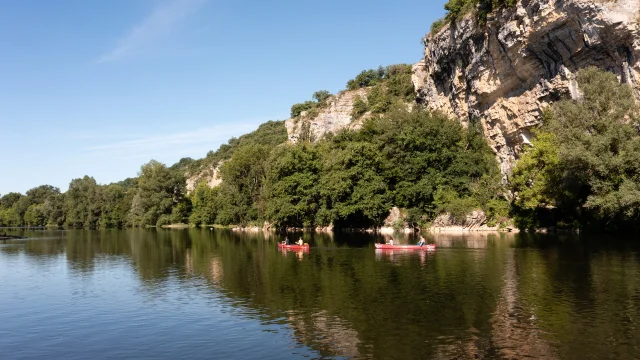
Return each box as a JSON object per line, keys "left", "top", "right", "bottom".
{"left": 185, "top": 162, "right": 223, "bottom": 193}
{"left": 413, "top": 0, "right": 640, "bottom": 178}
{"left": 285, "top": 88, "right": 369, "bottom": 143}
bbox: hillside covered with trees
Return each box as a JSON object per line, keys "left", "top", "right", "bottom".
{"left": 3, "top": 65, "right": 640, "bottom": 232}
{"left": 1, "top": 64, "right": 639, "bottom": 233}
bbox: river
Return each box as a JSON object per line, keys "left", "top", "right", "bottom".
{"left": 0, "top": 229, "right": 638, "bottom": 359}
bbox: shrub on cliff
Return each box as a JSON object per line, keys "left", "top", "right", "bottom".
{"left": 351, "top": 96, "right": 368, "bottom": 119}
{"left": 290, "top": 90, "right": 333, "bottom": 118}
{"left": 290, "top": 101, "right": 316, "bottom": 118}
{"left": 431, "top": 0, "right": 518, "bottom": 34}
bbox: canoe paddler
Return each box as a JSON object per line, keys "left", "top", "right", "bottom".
{"left": 387, "top": 238, "right": 394, "bottom": 246}
{"left": 282, "top": 237, "right": 290, "bottom": 245}
{"left": 418, "top": 236, "right": 426, "bottom": 247}
{"left": 298, "top": 238, "right": 304, "bottom": 246}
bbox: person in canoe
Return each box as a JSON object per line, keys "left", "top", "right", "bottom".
{"left": 418, "top": 236, "right": 426, "bottom": 247}
{"left": 387, "top": 237, "right": 394, "bottom": 246}
{"left": 297, "top": 238, "right": 304, "bottom": 246}
{"left": 282, "top": 237, "right": 290, "bottom": 246}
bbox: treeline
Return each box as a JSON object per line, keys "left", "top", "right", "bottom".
{"left": 0, "top": 164, "right": 186, "bottom": 229}
{"left": 184, "top": 107, "right": 507, "bottom": 229}
{"left": 511, "top": 67, "right": 640, "bottom": 232}
{"left": 0, "top": 107, "right": 506, "bottom": 230}
{"left": 3, "top": 66, "right": 636, "bottom": 233}
{"left": 0, "top": 121, "right": 289, "bottom": 229}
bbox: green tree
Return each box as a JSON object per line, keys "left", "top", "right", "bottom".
{"left": 216, "top": 145, "right": 271, "bottom": 225}
{"left": 189, "top": 183, "right": 221, "bottom": 226}
{"left": 0, "top": 208, "right": 21, "bottom": 227}
{"left": 42, "top": 193, "right": 66, "bottom": 227}
{"left": 128, "top": 160, "right": 186, "bottom": 227}
{"left": 65, "top": 176, "right": 103, "bottom": 229}
{"left": 0, "top": 192, "right": 23, "bottom": 209}
{"left": 99, "top": 184, "right": 132, "bottom": 229}
{"left": 24, "top": 204, "right": 46, "bottom": 226}
{"left": 512, "top": 67, "right": 640, "bottom": 231}
{"left": 351, "top": 95, "right": 368, "bottom": 119}
{"left": 312, "top": 90, "right": 332, "bottom": 104}
{"left": 264, "top": 144, "right": 322, "bottom": 228}
{"left": 26, "top": 185, "right": 60, "bottom": 205}
{"left": 290, "top": 101, "right": 316, "bottom": 118}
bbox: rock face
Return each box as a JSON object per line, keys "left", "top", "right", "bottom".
{"left": 285, "top": 88, "right": 369, "bottom": 143}
{"left": 185, "top": 162, "right": 223, "bottom": 194}
{"left": 413, "top": 0, "right": 640, "bottom": 178}
{"left": 430, "top": 210, "right": 499, "bottom": 232}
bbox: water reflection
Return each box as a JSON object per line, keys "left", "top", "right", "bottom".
{"left": 1, "top": 230, "right": 639, "bottom": 359}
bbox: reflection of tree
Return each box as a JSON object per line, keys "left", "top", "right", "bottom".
{"left": 8, "top": 230, "right": 638, "bottom": 359}
{"left": 489, "top": 249, "right": 557, "bottom": 359}
{"left": 429, "top": 232, "right": 508, "bottom": 249}
{"left": 189, "top": 231, "right": 514, "bottom": 359}
{"left": 287, "top": 310, "right": 361, "bottom": 358}
{"left": 128, "top": 229, "right": 190, "bottom": 282}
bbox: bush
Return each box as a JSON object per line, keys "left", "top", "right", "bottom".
{"left": 351, "top": 96, "right": 368, "bottom": 119}
{"left": 290, "top": 91, "right": 334, "bottom": 118}
{"left": 485, "top": 198, "right": 510, "bottom": 225}
{"left": 346, "top": 67, "right": 386, "bottom": 90}
{"left": 291, "top": 101, "right": 316, "bottom": 118}
{"left": 430, "top": 18, "right": 447, "bottom": 34}
{"left": 436, "top": 0, "right": 518, "bottom": 30}
{"left": 312, "top": 90, "right": 331, "bottom": 104}
{"left": 156, "top": 214, "right": 172, "bottom": 227}
{"left": 367, "top": 85, "right": 392, "bottom": 114}
{"left": 434, "top": 187, "right": 480, "bottom": 224}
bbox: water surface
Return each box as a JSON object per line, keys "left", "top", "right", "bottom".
{"left": 1, "top": 229, "right": 639, "bottom": 359}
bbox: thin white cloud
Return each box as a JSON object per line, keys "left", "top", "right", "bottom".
{"left": 82, "top": 120, "right": 275, "bottom": 161}
{"left": 98, "top": 0, "right": 207, "bottom": 63}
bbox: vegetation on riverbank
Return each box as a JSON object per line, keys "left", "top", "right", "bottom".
{"left": 0, "top": 109, "right": 505, "bottom": 230}
{"left": 1, "top": 67, "right": 638, "bottom": 234}
{"left": 511, "top": 68, "right": 640, "bottom": 233}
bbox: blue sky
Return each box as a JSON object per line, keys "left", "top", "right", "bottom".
{"left": 0, "top": 0, "right": 446, "bottom": 195}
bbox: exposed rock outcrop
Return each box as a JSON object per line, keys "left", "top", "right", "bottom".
{"left": 185, "top": 162, "right": 223, "bottom": 194}
{"left": 285, "top": 89, "right": 369, "bottom": 143}
{"left": 413, "top": 0, "right": 640, "bottom": 178}
{"left": 430, "top": 210, "right": 502, "bottom": 232}
{"left": 379, "top": 207, "right": 414, "bottom": 234}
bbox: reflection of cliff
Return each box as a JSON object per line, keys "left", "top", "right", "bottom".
{"left": 287, "top": 310, "right": 361, "bottom": 358}
{"left": 430, "top": 233, "right": 508, "bottom": 249}
{"left": 489, "top": 249, "right": 557, "bottom": 359}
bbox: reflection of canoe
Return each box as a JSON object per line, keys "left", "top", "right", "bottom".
{"left": 375, "top": 244, "right": 436, "bottom": 251}
{"left": 278, "top": 244, "right": 310, "bottom": 250}
{"left": 0, "top": 235, "right": 26, "bottom": 240}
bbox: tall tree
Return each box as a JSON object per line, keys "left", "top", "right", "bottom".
{"left": 128, "top": 160, "right": 186, "bottom": 227}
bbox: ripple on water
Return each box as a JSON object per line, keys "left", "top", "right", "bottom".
{"left": 3, "top": 233, "right": 640, "bottom": 360}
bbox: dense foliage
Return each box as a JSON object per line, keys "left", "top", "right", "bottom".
{"left": 6, "top": 65, "right": 635, "bottom": 233}
{"left": 0, "top": 108, "right": 503, "bottom": 230}
{"left": 0, "top": 123, "right": 286, "bottom": 229}
{"left": 511, "top": 67, "right": 640, "bottom": 232}
{"left": 347, "top": 64, "right": 415, "bottom": 119}
{"left": 290, "top": 90, "right": 333, "bottom": 118}
{"left": 209, "top": 107, "right": 504, "bottom": 229}
{"left": 187, "top": 120, "right": 289, "bottom": 177}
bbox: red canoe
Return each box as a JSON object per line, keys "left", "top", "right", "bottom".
{"left": 278, "top": 243, "right": 310, "bottom": 250}
{"left": 375, "top": 243, "right": 436, "bottom": 251}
